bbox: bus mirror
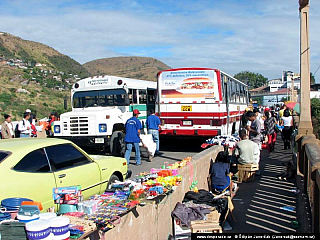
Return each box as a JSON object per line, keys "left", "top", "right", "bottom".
{"left": 64, "top": 98, "right": 68, "bottom": 110}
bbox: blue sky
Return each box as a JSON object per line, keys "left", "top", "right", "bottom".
{"left": 0, "top": 0, "right": 320, "bottom": 81}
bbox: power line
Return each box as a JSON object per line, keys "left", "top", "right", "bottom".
{"left": 314, "top": 65, "right": 320, "bottom": 75}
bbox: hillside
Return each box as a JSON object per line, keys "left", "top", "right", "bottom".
{"left": 83, "top": 56, "right": 170, "bottom": 81}
{"left": 0, "top": 32, "right": 171, "bottom": 120}
{"left": 0, "top": 65, "right": 70, "bottom": 120}
{"left": 0, "top": 32, "right": 89, "bottom": 78}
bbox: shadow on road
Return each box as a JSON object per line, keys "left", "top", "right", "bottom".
{"left": 160, "top": 136, "right": 205, "bottom": 153}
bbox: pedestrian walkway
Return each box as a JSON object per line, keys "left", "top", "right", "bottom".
{"left": 229, "top": 138, "right": 300, "bottom": 233}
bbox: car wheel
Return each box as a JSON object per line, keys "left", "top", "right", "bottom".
{"left": 106, "top": 174, "right": 120, "bottom": 190}
{"left": 110, "top": 131, "right": 126, "bottom": 157}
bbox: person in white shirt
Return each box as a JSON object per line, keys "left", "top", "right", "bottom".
{"left": 1, "top": 114, "right": 14, "bottom": 139}
{"left": 280, "top": 109, "right": 293, "bottom": 149}
{"left": 18, "top": 112, "right": 31, "bottom": 138}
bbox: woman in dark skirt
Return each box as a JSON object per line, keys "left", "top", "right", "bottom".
{"left": 280, "top": 109, "right": 293, "bottom": 149}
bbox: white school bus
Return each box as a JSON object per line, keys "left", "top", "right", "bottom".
{"left": 157, "top": 68, "right": 249, "bottom": 138}
{"left": 53, "top": 75, "right": 156, "bottom": 156}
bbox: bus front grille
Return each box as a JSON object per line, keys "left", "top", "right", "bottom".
{"left": 69, "top": 117, "right": 89, "bottom": 134}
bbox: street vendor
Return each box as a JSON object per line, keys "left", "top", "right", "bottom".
{"left": 210, "top": 151, "right": 234, "bottom": 197}
{"left": 233, "top": 129, "right": 260, "bottom": 165}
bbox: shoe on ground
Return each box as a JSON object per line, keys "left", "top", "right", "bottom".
{"left": 148, "top": 155, "right": 153, "bottom": 162}
{"left": 136, "top": 163, "right": 141, "bottom": 166}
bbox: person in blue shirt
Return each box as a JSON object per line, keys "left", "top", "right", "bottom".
{"left": 124, "top": 109, "right": 142, "bottom": 165}
{"left": 210, "top": 151, "right": 234, "bottom": 197}
{"left": 146, "top": 109, "right": 161, "bottom": 155}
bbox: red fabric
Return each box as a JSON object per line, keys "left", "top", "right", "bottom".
{"left": 31, "top": 124, "right": 37, "bottom": 135}
{"left": 267, "top": 132, "right": 277, "bottom": 152}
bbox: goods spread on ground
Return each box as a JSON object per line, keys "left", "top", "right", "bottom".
{"left": 201, "top": 135, "right": 240, "bottom": 150}
{"left": 0, "top": 157, "right": 192, "bottom": 239}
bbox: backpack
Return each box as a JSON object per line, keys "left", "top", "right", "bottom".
{"left": 14, "top": 120, "right": 25, "bottom": 138}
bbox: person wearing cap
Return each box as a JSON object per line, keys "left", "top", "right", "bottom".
{"left": 124, "top": 109, "right": 142, "bottom": 165}
{"left": 1, "top": 114, "right": 14, "bottom": 139}
{"left": 25, "top": 109, "right": 36, "bottom": 125}
{"left": 146, "top": 109, "right": 161, "bottom": 155}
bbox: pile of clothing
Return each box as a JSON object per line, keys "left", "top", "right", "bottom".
{"left": 201, "top": 135, "right": 240, "bottom": 149}
{"left": 171, "top": 189, "right": 228, "bottom": 227}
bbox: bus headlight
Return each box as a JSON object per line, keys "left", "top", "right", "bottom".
{"left": 99, "top": 124, "right": 107, "bottom": 133}
{"left": 54, "top": 125, "right": 61, "bottom": 134}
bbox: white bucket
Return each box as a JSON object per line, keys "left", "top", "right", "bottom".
{"left": 25, "top": 219, "right": 52, "bottom": 240}
{"left": 39, "top": 213, "right": 57, "bottom": 220}
{"left": 50, "top": 217, "right": 70, "bottom": 240}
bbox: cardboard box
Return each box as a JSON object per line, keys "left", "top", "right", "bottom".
{"left": 190, "top": 220, "right": 222, "bottom": 233}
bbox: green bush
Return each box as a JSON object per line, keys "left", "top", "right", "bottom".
{"left": 311, "top": 98, "right": 320, "bottom": 138}
{"left": 0, "top": 92, "right": 13, "bottom": 105}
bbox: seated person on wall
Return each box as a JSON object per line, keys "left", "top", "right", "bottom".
{"left": 210, "top": 151, "right": 234, "bottom": 197}
{"left": 233, "top": 129, "right": 260, "bottom": 165}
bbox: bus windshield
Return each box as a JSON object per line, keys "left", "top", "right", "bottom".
{"left": 73, "top": 89, "right": 129, "bottom": 108}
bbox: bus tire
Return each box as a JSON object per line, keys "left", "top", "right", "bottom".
{"left": 110, "top": 131, "right": 126, "bottom": 157}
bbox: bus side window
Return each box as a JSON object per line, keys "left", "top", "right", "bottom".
{"left": 147, "top": 89, "right": 156, "bottom": 104}
{"left": 232, "top": 80, "right": 236, "bottom": 103}
{"left": 139, "top": 90, "right": 147, "bottom": 104}
{"left": 236, "top": 83, "right": 240, "bottom": 103}
{"left": 228, "top": 78, "right": 232, "bottom": 103}
{"left": 242, "top": 85, "right": 246, "bottom": 103}
{"left": 129, "top": 89, "right": 138, "bottom": 104}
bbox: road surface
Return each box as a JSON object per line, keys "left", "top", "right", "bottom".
{"left": 127, "top": 137, "right": 206, "bottom": 178}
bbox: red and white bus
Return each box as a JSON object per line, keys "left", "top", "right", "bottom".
{"left": 156, "top": 68, "right": 249, "bottom": 137}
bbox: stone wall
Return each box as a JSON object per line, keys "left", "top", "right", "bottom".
{"left": 104, "top": 145, "right": 223, "bottom": 240}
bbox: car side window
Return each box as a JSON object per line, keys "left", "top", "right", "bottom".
{"left": 13, "top": 148, "right": 50, "bottom": 173}
{"left": 45, "top": 144, "right": 91, "bottom": 171}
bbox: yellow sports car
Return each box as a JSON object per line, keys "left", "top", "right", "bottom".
{"left": 0, "top": 138, "right": 131, "bottom": 211}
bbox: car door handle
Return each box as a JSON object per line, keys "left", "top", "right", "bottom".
{"left": 58, "top": 174, "right": 66, "bottom": 178}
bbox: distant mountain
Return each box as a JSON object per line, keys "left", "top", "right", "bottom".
{"left": 0, "top": 32, "right": 171, "bottom": 119}
{"left": 0, "top": 32, "right": 89, "bottom": 78}
{"left": 83, "top": 56, "right": 171, "bottom": 81}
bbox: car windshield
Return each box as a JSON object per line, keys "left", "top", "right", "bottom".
{"left": 73, "top": 89, "right": 129, "bottom": 108}
{"left": 0, "top": 151, "right": 10, "bottom": 164}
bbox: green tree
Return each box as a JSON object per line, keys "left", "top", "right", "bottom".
{"left": 281, "top": 97, "right": 290, "bottom": 102}
{"left": 310, "top": 72, "right": 316, "bottom": 85}
{"left": 311, "top": 98, "right": 320, "bottom": 118}
{"left": 234, "top": 71, "right": 268, "bottom": 89}
{"left": 311, "top": 98, "right": 320, "bottom": 138}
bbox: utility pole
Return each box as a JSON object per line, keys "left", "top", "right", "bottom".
{"left": 291, "top": 75, "right": 294, "bottom": 101}
{"left": 297, "top": 0, "right": 313, "bottom": 135}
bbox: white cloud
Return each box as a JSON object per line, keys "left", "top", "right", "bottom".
{"left": 0, "top": 0, "right": 319, "bottom": 81}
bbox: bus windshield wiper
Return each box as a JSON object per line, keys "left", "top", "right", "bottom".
{"left": 82, "top": 102, "right": 98, "bottom": 109}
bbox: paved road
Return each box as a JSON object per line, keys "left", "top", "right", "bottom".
{"left": 127, "top": 137, "right": 205, "bottom": 178}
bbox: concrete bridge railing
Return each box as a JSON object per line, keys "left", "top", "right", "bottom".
{"left": 297, "top": 135, "right": 320, "bottom": 232}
